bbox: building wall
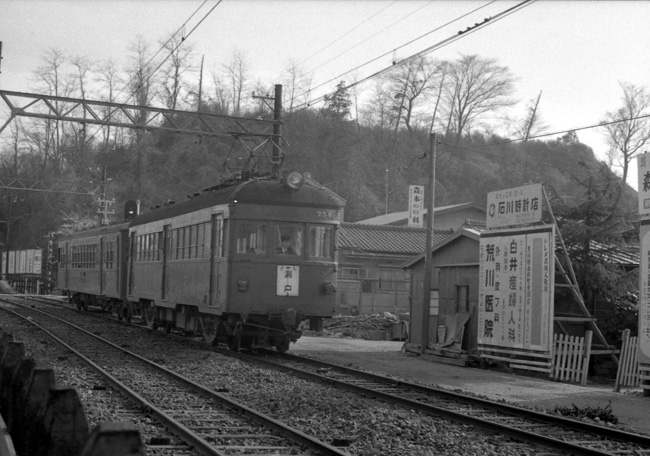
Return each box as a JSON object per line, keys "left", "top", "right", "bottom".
{"left": 337, "top": 252, "right": 411, "bottom": 316}
{"left": 408, "top": 235, "right": 480, "bottom": 348}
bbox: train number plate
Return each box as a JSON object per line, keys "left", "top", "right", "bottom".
{"left": 277, "top": 265, "right": 299, "bottom": 296}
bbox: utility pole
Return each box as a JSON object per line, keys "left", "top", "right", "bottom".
{"left": 97, "top": 167, "right": 114, "bottom": 226}
{"left": 272, "top": 84, "right": 282, "bottom": 177}
{"left": 421, "top": 133, "right": 437, "bottom": 354}
{"left": 252, "top": 84, "right": 283, "bottom": 177}
{"left": 385, "top": 169, "right": 389, "bottom": 214}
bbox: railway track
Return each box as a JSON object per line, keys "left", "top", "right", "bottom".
{"left": 0, "top": 296, "right": 348, "bottom": 456}
{"left": 230, "top": 349, "right": 650, "bottom": 456}
{"left": 11, "top": 295, "right": 650, "bottom": 455}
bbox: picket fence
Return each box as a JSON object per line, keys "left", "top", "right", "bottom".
{"left": 550, "top": 331, "right": 592, "bottom": 386}
{"left": 614, "top": 328, "right": 639, "bottom": 392}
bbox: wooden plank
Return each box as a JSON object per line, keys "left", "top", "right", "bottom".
{"left": 478, "top": 345, "right": 551, "bottom": 358}
{"left": 481, "top": 354, "right": 551, "bottom": 367}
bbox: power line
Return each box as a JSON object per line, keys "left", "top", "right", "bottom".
{"left": 443, "top": 112, "right": 650, "bottom": 153}
{"left": 303, "top": 1, "right": 433, "bottom": 76}
{"left": 86, "top": 0, "right": 222, "bottom": 143}
{"left": 293, "top": 0, "right": 510, "bottom": 112}
{"left": 299, "top": 0, "right": 400, "bottom": 68}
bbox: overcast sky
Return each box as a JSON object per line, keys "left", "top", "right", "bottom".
{"left": 1, "top": 0, "right": 649, "bottom": 189}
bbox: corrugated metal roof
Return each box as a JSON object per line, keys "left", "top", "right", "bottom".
{"left": 339, "top": 223, "right": 453, "bottom": 255}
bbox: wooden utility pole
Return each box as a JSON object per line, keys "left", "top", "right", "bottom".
{"left": 421, "top": 133, "right": 437, "bottom": 353}
{"left": 272, "top": 84, "right": 283, "bottom": 177}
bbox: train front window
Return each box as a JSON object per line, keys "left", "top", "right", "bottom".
{"left": 275, "top": 224, "right": 302, "bottom": 256}
{"left": 308, "top": 225, "right": 333, "bottom": 259}
{"left": 236, "top": 222, "right": 267, "bottom": 254}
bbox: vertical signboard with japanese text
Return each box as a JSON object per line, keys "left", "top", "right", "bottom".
{"left": 640, "top": 225, "right": 650, "bottom": 362}
{"left": 638, "top": 152, "right": 650, "bottom": 363}
{"left": 478, "top": 226, "right": 554, "bottom": 355}
{"left": 408, "top": 185, "right": 424, "bottom": 227}
{"left": 277, "top": 265, "right": 299, "bottom": 297}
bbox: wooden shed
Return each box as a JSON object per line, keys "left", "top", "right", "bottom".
{"left": 402, "top": 227, "right": 481, "bottom": 351}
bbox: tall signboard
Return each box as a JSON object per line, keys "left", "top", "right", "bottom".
{"left": 479, "top": 226, "right": 555, "bottom": 354}
{"left": 638, "top": 153, "right": 650, "bottom": 363}
{"left": 480, "top": 184, "right": 555, "bottom": 370}
{"left": 408, "top": 185, "right": 424, "bottom": 227}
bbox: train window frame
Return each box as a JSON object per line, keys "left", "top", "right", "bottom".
{"left": 307, "top": 224, "right": 334, "bottom": 260}
{"left": 71, "top": 244, "right": 96, "bottom": 268}
{"left": 135, "top": 232, "right": 163, "bottom": 263}
{"left": 169, "top": 221, "right": 211, "bottom": 261}
{"left": 235, "top": 221, "right": 268, "bottom": 255}
{"left": 274, "top": 223, "right": 303, "bottom": 257}
{"left": 104, "top": 241, "right": 115, "bottom": 269}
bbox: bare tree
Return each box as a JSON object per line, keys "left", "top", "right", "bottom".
{"left": 385, "top": 56, "right": 445, "bottom": 132}
{"left": 223, "top": 49, "right": 250, "bottom": 116}
{"left": 210, "top": 71, "right": 231, "bottom": 115}
{"left": 159, "top": 32, "right": 195, "bottom": 111}
{"left": 124, "top": 35, "right": 157, "bottom": 195}
{"left": 443, "top": 54, "right": 517, "bottom": 144}
{"left": 602, "top": 81, "right": 650, "bottom": 192}
{"left": 281, "top": 59, "right": 312, "bottom": 114}
{"left": 33, "top": 48, "right": 74, "bottom": 175}
{"left": 95, "top": 59, "right": 124, "bottom": 149}
{"left": 360, "top": 80, "right": 393, "bottom": 130}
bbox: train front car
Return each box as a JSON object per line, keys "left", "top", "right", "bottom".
{"left": 127, "top": 172, "right": 345, "bottom": 352}
{"left": 227, "top": 172, "right": 344, "bottom": 351}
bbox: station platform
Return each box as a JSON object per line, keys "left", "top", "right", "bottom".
{"left": 290, "top": 336, "right": 650, "bottom": 436}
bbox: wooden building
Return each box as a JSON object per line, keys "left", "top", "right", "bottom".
{"left": 335, "top": 203, "right": 486, "bottom": 316}
{"left": 336, "top": 223, "right": 451, "bottom": 315}
{"left": 402, "top": 226, "right": 482, "bottom": 351}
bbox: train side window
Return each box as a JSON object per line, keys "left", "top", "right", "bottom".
{"left": 308, "top": 225, "right": 333, "bottom": 259}
{"left": 275, "top": 224, "right": 302, "bottom": 256}
{"left": 236, "top": 222, "right": 267, "bottom": 254}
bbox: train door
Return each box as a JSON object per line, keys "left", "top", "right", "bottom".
{"left": 209, "top": 214, "right": 223, "bottom": 306}
{"left": 161, "top": 225, "right": 169, "bottom": 300}
{"left": 99, "top": 237, "right": 105, "bottom": 295}
{"left": 128, "top": 233, "right": 135, "bottom": 295}
{"left": 64, "top": 242, "right": 69, "bottom": 290}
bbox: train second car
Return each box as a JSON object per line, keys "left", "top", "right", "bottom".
{"left": 57, "top": 222, "right": 130, "bottom": 316}
{"left": 128, "top": 172, "right": 345, "bottom": 351}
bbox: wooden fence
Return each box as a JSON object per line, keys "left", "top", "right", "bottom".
{"left": 550, "top": 331, "right": 592, "bottom": 386}
{"left": 614, "top": 328, "right": 639, "bottom": 392}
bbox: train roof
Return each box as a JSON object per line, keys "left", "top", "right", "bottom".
{"left": 57, "top": 221, "right": 130, "bottom": 241}
{"left": 130, "top": 176, "right": 346, "bottom": 227}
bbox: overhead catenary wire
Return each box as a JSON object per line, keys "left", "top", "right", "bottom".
{"left": 291, "top": 0, "right": 520, "bottom": 114}
{"left": 298, "top": 0, "right": 400, "bottom": 68}
{"left": 85, "top": 0, "right": 223, "bottom": 143}
{"left": 303, "top": 0, "right": 434, "bottom": 77}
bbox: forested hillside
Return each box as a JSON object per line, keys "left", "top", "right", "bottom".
{"left": 0, "top": 46, "right": 642, "bottom": 257}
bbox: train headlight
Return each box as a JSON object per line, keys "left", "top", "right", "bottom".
{"left": 322, "top": 280, "right": 336, "bottom": 295}
{"left": 237, "top": 278, "right": 249, "bottom": 292}
{"left": 283, "top": 171, "right": 305, "bottom": 190}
